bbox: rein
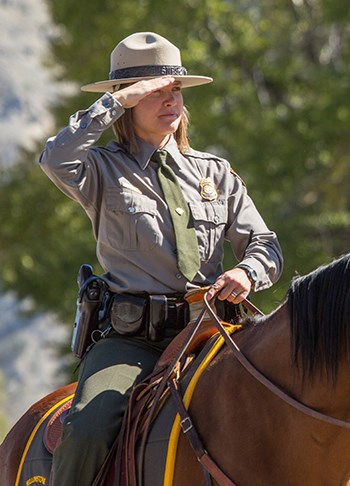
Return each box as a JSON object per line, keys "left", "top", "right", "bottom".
{"left": 203, "top": 293, "right": 350, "bottom": 430}
{"left": 166, "top": 297, "right": 263, "bottom": 486}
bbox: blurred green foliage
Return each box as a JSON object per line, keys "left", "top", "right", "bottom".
{"left": 0, "top": 0, "right": 349, "bottom": 321}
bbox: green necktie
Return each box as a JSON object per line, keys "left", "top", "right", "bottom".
{"left": 152, "top": 150, "right": 200, "bottom": 281}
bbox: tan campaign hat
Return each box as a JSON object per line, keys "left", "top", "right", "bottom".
{"left": 81, "top": 32, "right": 213, "bottom": 93}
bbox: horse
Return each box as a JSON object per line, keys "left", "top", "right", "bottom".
{"left": 1, "top": 253, "right": 350, "bottom": 485}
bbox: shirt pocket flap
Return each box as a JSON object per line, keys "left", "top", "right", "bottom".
{"left": 106, "top": 189, "right": 157, "bottom": 216}
{"left": 189, "top": 201, "right": 227, "bottom": 224}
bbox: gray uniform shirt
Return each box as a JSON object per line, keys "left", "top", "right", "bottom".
{"left": 40, "top": 93, "right": 283, "bottom": 294}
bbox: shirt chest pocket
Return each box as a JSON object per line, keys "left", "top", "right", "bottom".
{"left": 103, "top": 189, "right": 161, "bottom": 251}
{"left": 189, "top": 201, "right": 227, "bottom": 262}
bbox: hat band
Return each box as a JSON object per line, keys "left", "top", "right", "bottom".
{"left": 109, "top": 64, "right": 187, "bottom": 80}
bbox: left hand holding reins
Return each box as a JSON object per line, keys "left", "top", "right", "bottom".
{"left": 207, "top": 268, "right": 252, "bottom": 304}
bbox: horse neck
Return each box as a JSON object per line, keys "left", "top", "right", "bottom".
{"left": 235, "top": 303, "right": 350, "bottom": 422}
{"left": 235, "top": 303, "right": 293, "bottom": 391}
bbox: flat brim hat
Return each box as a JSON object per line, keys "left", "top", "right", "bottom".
{"left": 81, "top": 32, "right": 213, "bottom": 93}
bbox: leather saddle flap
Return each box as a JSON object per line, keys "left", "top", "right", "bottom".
{"left": 43, "top": 398, "right": 73, "bottom": 455}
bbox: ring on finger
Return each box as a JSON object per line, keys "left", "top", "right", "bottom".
{"left": 230, "top": 290, "right": 238, "bottom": 298}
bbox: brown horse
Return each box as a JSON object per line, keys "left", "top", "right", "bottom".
{"left": 2, "top": 254, "right": 350, "bottom": 485}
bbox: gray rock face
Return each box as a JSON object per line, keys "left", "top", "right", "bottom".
{"left": 0, "top": 292, "right": 70, "bottom": 428}
{"left": 0, "top": 0, "right": 75, "bottom": 167}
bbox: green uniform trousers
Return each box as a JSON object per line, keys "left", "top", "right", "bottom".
{"left": 51, "top": 333, "right": 164, "bottom": 486}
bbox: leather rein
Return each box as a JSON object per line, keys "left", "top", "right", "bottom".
{"left": 168, "top": 293, "right": 350, "bottom": 486}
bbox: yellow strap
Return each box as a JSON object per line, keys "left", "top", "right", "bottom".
{"left": 15, "top": 393, "right": 75, "bottom": 486}
{"left": 163, "top": 326, "right": 240, "bottom": 486}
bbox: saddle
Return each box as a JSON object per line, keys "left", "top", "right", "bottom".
{"left": 30, "top": 289, "right": 243, "bottom": 486}
{"left": 93, "top": 316, "right": 239, "bottom": 486}
{"left": 42, "top": 317, "right": 224, "bottom": 458}
{"left": 43, "top": 397, "right": 73, "bottom": 455}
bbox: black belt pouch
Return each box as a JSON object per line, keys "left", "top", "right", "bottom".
{"left": 147, "top": 295, "right": 167, "bottom": 342}
{"left": 110, "top": 294, "right": 148, "bottom": 336}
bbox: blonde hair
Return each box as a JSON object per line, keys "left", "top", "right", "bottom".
{"left": 112, "top": 106, "right": 190, "bottom": 154}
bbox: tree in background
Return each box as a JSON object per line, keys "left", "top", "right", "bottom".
{"left": 1, "top": 0, "right": 349, "bottom": 321}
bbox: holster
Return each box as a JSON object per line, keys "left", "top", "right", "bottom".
{"left": 71, "top": 265, "right": 110, "bottom": 359}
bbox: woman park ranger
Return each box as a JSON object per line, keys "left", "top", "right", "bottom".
{"left": 40, "top": 32, "right": 283, "bottom": 485}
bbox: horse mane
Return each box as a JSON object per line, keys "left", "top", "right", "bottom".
{"left": 287, "top": 253, "right": 350, "bottom": 380}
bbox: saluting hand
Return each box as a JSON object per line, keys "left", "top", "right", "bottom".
{"left": 112, "top": 76, "right": 176, "bottom": 108}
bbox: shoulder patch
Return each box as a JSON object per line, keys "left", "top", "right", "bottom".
{"left": 230, "top": 167, "right": 247, "bottom": 187}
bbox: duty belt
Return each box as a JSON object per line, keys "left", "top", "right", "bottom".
{"left": 109, "top": 293, "right": 189, "bottom": 342}
{"left": 108, "top": 292, "right": 242, "bottom": 343}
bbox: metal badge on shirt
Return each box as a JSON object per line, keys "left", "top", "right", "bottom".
{"left": 199, "top": 177, "right": 218, "bottom": 201}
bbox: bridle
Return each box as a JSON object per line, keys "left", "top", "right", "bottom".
{"left": 168, "top": 293, "right": 350, "bottom": 486}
